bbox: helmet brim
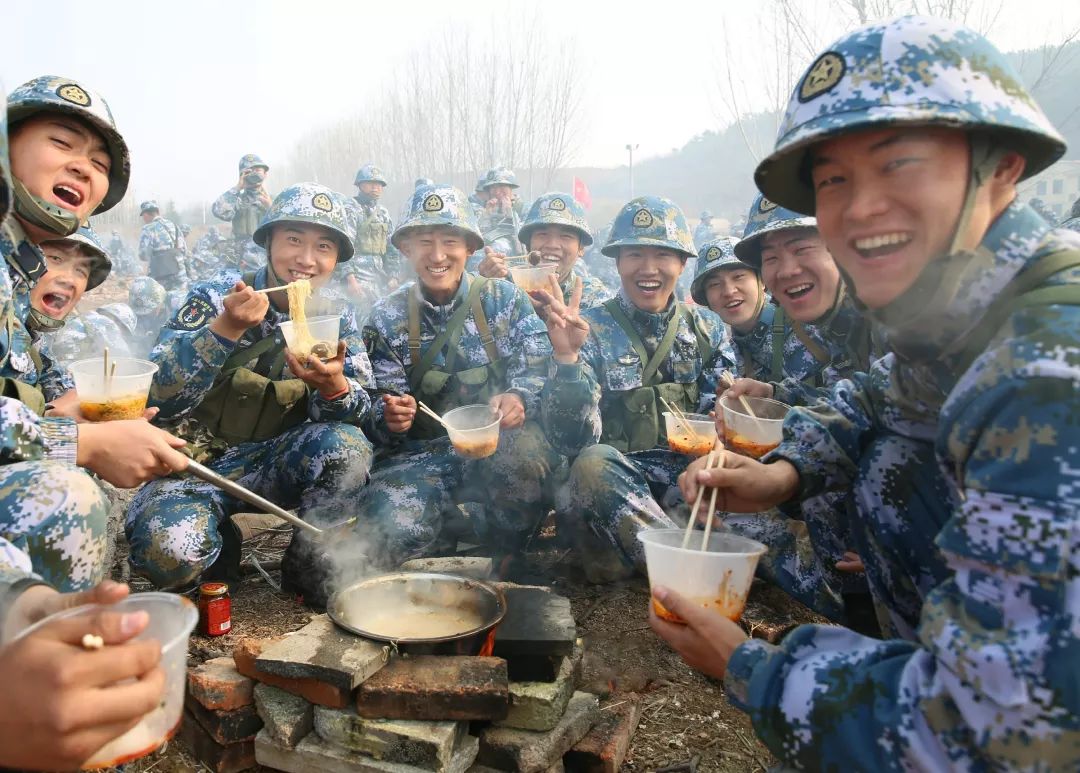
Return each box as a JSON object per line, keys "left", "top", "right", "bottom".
{"left": 253, "top": 217, "right": 355, "bottom": 262}
{"left": 732, "top": 217, "right": 818, "bottom": 269}
{"left": 518, "top": 222, "right": 593, "bottom": 248}
{"left": 601, "top": 236, "right": 695, "bottom": 259}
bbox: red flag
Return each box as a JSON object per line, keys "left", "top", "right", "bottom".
{"left": 572, "top": 177, "right": 592, "bottom": 210}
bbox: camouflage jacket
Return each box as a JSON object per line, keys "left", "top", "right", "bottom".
{"left": 726, "top": 203, "right": 1080, "bottom": 770}
{"left": 362, "top": 274, "right": 552, "bottom": 446}
{"left": 138, "top": 215, "right": 186, "bottom": 261}
{"left": 541, "top": 290, "right": 736, "bottom": 456}
{"left": 211, "top": 187, "right": 269, "bottom": 237}
{"left": 561, "top": 268, "right": 613, "bottom": 310}
{"left": 147, "top": 267, "right": 374, "bottom": 426}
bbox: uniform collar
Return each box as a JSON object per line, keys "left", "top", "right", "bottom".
{"left": 414, "top": 272, "right": 470, "bottom": 317}
{"left": 1, "top": 217, "right": 47, "bottom": 287}
{"left": 616, "top": 287, "right": 677, "bottom": 328}
{"left": 731, "top": 302, "right": 773, "bottom": 342}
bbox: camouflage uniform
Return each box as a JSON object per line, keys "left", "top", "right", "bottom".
{"left": 517, "top": 192, "right": 612, "bottom": 309}
{"left": 138, "top": 200, "right": 188, "bottom": 290}
{"left": 189, "top": 226, "right": 226, "bottom": 280}
{"left": 722, "top": 17, "right": 1080, "bottom": 770}
{"left": 212, "top": 153, "right": 270, "bottom": 272}
{"left": 127, "top": 276, "right": 169, "bottom": 358}
{"left": 692, "top": 211, "right": 718, "bottom": 250}
{"left": 475, "top": 167, "right": 525, "bottom": 256}
{"left": 544, "top": 197, "right": 737, "bottom": 574}
{"left": 0, "top": 76, "right": 130, "bottom": 609}
{"left": 332, "top": 164, "right": 402, "bottom": 314}
{"left": 126, "top": 184, "right": 375, "bottom": 590}
{"left": 358, "top": 185, "right": 559, "bottom": 563}
{"left": 1060, "top": 198, "right": 1080, "bottom": 233}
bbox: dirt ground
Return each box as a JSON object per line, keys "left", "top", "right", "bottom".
{"left": 101, "top": 505, "right": 829, "bottom": 773}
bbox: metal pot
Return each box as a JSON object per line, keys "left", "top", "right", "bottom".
{"left": 327, "top": 572, "right": 507, "bottom": 656}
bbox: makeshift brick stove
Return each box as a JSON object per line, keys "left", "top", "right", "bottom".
{"left": 181, "top": 556, "right": 643, "bottom": 773}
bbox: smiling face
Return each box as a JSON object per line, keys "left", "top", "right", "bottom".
{"left": 31, "top": 241, "right": 92, "bottom": 319}
{"left": 525, "top": 225, "right": 584, "bottom": 281}
{"left": 809, "top": 127, "right": 1010, "bottom": 309}
{"left": 268, "top": 223, "right": 340, "bottom": 293}
{"left": 759, "top": 228, "right": 840, "bottom": 323}
{"left": 400, "top": 226, "right": 471, "bottom": 304}
{"left": 486, "top": 184, "right": 514, "bottom": 205}
{"left": 704, "top": 267, "right": 762, "bottom": 332}
{"left": 10, "top": 115, "right": 111, "bottom": 240}
{"left": 615, "top": 245, "right": 686, "bottom": 312}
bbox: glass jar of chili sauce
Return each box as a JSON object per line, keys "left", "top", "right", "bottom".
{"left": 198, "top": 582, "right": 232, "bottom": 636}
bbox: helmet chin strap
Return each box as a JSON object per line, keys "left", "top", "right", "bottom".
{"left": 12, "top": 179, "right": 80, "bottom": 237}
{"left": 26, "top": 307, "right": 66, "bottom": 334}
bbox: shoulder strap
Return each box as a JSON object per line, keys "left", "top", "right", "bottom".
{"left": 470, "top": 282, "right": 499, "bottom": 363}
{"left": 791, "top": 320, "right": 830, "bottom": 364}
{"left": 407, "top": 278, "right": 489, "bottom": 391}
{"left": 770, "top": 306, "right": 786, "bottom": 381}
{"left": 604, "top": 299, "right": 685, "bottom": 386}
{"left": 221, "top": 332, "right": 281, "bottom": 373}
{"left": 603, "top": 299, "right": 650, "bottom": 370}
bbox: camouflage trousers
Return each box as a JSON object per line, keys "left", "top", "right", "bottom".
{"left": 126, "top": 422, "right": 372, "bottom": 590}
{"left": 848, "top": 433, "right": 954, "bottom": 639}
{"left": 356, "top": 421, "right": 562, "bottom": 565}
{"left": 555, "top": 445, "right": 684, "bottom": 576}
{"left": 0, "top": 461, "right": 110, "bottom": 592}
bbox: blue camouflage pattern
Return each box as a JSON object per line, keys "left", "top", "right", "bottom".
{"left": 517, "top": 192, "right": 594, "bottom": 247}
{"left": 253, "top": 182, "right": 355, "bottom": 262}
{"left": 733, "top": 194, "right": 818, "bottom": 269}
{"left": 690, "top": 236, "right": 743, "bottom": 305}
{"left": 353, "top": 163, "right": 387, "bottom": 186}
{"left": 601, "top": 196, "right": 697, "bottom": 259}
{"left": 391, "top": 184, "right": 484, "bottom": 253}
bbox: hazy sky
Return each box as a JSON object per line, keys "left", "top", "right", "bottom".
{"left": 5, "top": 0, "right": 1079, "bottom": 207}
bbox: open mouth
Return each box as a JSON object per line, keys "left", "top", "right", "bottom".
{"left": 636, "top": 280, "right": 662, "bottom": 293}
{"left": 426, "top": 265, "right": 450, "bottom": 277}
{"left": 724, "top": 299, "right": 744, "bottom": 310}
{"left": 41, "top": 291, "right": 71, "bottom": 315}
{"left": 540, "top": 254, "right": 561, "bottom": 265}
{"left": 288, "top": 270, "right": 314, "bottom": 281}
{"left": 784, "top": 282, "right": 814, "bottom": 300}
{"left": 52, "top": 184, "right": 84, "bottom": 210}
{"left": 852, "top": 232, "right": 912, "bottom": 259}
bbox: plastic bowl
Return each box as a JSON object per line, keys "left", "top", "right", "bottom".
{"left": 70, "top": 357, "right": 158, "bottom": 421}
{"left": 442, "top": 404, "right": 503, "bottom": 459}
{"left": 13, "top": 592, "right": 198, "bottom": 769}
{"left": 663, "top": 411, "right": 717, "bottom": 457}
{"left": 510, "top": 264, "right": 557, "bottom": 293}
{"left": 638, "top": 528, "right": 767, "bottom": 625}
{"left": 280, "top": 314, "right": 340, "bottom": 360}
{"left": 719, "top": 395, "right": 789, "bottom": 459}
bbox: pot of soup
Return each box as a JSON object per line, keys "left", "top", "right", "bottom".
{"left": 326, "top": 572, "right": 508, "bottom": 655}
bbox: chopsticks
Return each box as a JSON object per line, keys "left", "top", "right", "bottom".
{"left": 720, "top": 370, "right": 763, "bottom": 428}
{"left": 680, "top": 443, "right": 725, "bottom": 550}
{"left": 416, "top": 400, "right": 451, "bottom": 431}
{"left": 253, "top": 281, "right": 304, "bottom": 294}
{"left": 659, "top": 396, "right": 696, "bottom": 438}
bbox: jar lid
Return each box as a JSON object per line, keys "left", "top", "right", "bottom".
{"left": 199, "top": 582, "right": 229, "bottom": 596}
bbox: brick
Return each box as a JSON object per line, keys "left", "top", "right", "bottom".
{"left": 477, "top": 692, "right": 600, "bottom": 773}
{"left": 188, "top": 657, "right": 255, "bottom": 711}
{"left": 179, "top": 710, "right": 256, "bottom": 773}
{"left": 315, "top": 706, "right": 466, "bottom": 771}
{"left": 357, "top": 656, "right": 509, "bottom": 721}
{"left": 185, "top": 693, "right": 263, "bottom": 745}
{"left": 255, "top": 729, "right": 479, "bottom": 773}
{"left": 234, "top": 636, "right": 352, "bottom": 708}
{"left": 563, "top": 695, "right": 643, "bottom": 773}
{"left": 254, "top": 683, "right": 313, "bottom": 748}
{"left": 492, "top": 587, "right": 575, "bottom": 658}
{"left": 498, "top": 648, "right": 582, "bottom": 732}
{"left": 400, "top": 556, "right": 494, "bottom": 580}
{"left": 256, "top": 614, "right": 390, "bottom": 691}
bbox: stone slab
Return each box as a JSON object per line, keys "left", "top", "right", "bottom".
{"left": 188, "top": 657, "right": 255, "bottom": 712}
{"left": 315, "top": 706, "right": 465, "bottom": 771}
{"left": 491, "top": 587, "right": 575, "bottom": 658}
{"left": 254, "top": 682, "right": 314, "bottom": 748}
{"left": 255, "top": 729, "right": 479, "bottom": 773}
{"left": 235, "top": 637, "right": 351, "bottom": 708}
{"left": 356, "top": 656, "right": 509, "bottom": 721}
{"left": 563, "top": 695, "right": 643, "bottom": 773}
{"left": 498, "top": 647, "right": 582, "bottom": 731}
{"left": 256, "top": 614, "right": 389, "bottom": 690}
{"left": 477, "top": 692, "right": 600, "bottom": 773}
{"left": 400, "top": 557, "right": 494, "bottom": 580}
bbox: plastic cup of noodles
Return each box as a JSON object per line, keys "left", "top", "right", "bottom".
{"left": 663, "top": 411, "right": 717, "bottom": 457}
{"left": 442, "top": 404, "right": 503, "bottom": 460}
{"left": 510, "top": 264, "right": 557, "bottom": 293}
{"left": 637, "top": 528, "right": 767, "bottom": 625}
{"left": 719, "top": 395, "right": 789, "bottom": 459}
{"left": 280, "top": 315, "right": 340, "bottom": 360}
{"left": 69, "top": 357, "right": 158, "bottom": 421}
{"left": 13, "top": 592, "right": 198, "bottom": 769}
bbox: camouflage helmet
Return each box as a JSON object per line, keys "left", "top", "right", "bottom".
{"left": 129, "top": 276, "right": 167, "bottom": 315}
{"left": 755, "top": 16, "right": 1067, "bottom": 214}
{"left": 82, "top": 310, "right": 128, "bottom": 351}
{"left": 180, "top": 224, "right": 191, "bottom": 237}
{"left": 63, "top": 224, "right": 113, "bottom": 290}
{"left": 238, "top": 153, "right": 269, "bottom": 173}
{"left": 391, "top": 184, "right": 484, "bottom": 253}
{"left": 252, "top": 182, "right": 356, "bottom": 262}
{"left": 700, "top": 210, "right": 713, "bottom": 220}
{"left": 97, "top": 302, "right": 138, "bottom": 336}
{"left": 733, "top": 194, "right": 817, "bottom": 270}
{"left": 481, "top": 167, "right": 519, "bottom": 190}
{"left": 7, "top": 76, "right": 131, "bottom": 214}
{"left": 601, "top": 195, "right": 696, "bottom": 259}
{"left": 0, "top": 82, "right": 10, "bottom": 224}
{"left": 690, "top": 236, "right": 746, "bottom": 305}
{"left": 166, "top": 289, "right": 186, "bottom": 316}
{"left": 46, "top": 315, "right": 88, "bottom": 363}
{"left": 414, "top": 177, "right": 435, "bottom": 189}
{"left": 139, "top": 199, "right": 160, "bottom": 215}
{"left": 518, "top": 192, "right": 593, "bottom": 248}
{"left": 354, "top": 163, "right": 388, "bottom": 187}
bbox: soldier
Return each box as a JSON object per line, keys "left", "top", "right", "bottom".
{"left": 692, "top": 209, "right": 718, "bottom": 249}
{"left": 1060, "top": 196, "right": 1080, "bottom": 232}
{"left": 358, "top": 184, "right": 559, "bottom": 567}
{"left": 661, "top": 17, "right": 1080, "bottom": 770}
{"left": 475, "top": 167, "right": 525, "bottom": 255}
{"left": 126, "top": 183, "right": 375, "bottom": 595}
{"left": 106, "top": 228, "right": 138, "bottom": 276}
{"left": 212, "top": 153, "right": 271, "bottom": 271}
{"left": 333, "top": 163, "right": 401, "bottom": 314}
{"left": 29, "top": 225, "right": 111, "bottom": 334}
{"left": 477, "top": 192, "right": 612, "bottom": 310}
{"left": 127, "top": 276, "right": 169, "bottom": 356}
{"left": 537, "top": 196, "right": 735, "bottom": 580}
{"left": 138, "top": 199, "right": 187, "bottom": 291}
{"left": 189, "top": 224, "right": 226, "bottom": 280}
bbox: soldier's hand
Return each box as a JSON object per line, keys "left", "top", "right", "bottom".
{"left": 648, "top": 586, "right": 747, "bottom": 680}
{"left": 836, "top": 551, "right": 865, "bottom": 573}
{"left": 533, "top": 274, "right": 589, "bottom": 363}
{"left": 478, "top": 247, "right": 509, "bottom": 279}
{"left": 210, "top": 281, "right": 268, "bottom": 341}
{"left": 256, "top": 186, "right": 272, "bottom": 210}
{"left": 0, "top": 600, "right": 165, "bottom": 771}
{"left": 490, "top": 392, "right": 526, "bottom": 429}
{"left": 76, "top": 421, "right": 189, "bottom": 488}
{"left": 382, "top": 393, "right": 416, "bottom": 434}
{"left": 2, "top": 581, "right": 130, "bottom": 644}
{"left": 286, "top": 340, "right": 350, "bottom": 399}
{"left": 720, "top": 377, "right": 774, "bottom": 401}
{"left": 678, "top": 452, "right": 799, "bottom": 514}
